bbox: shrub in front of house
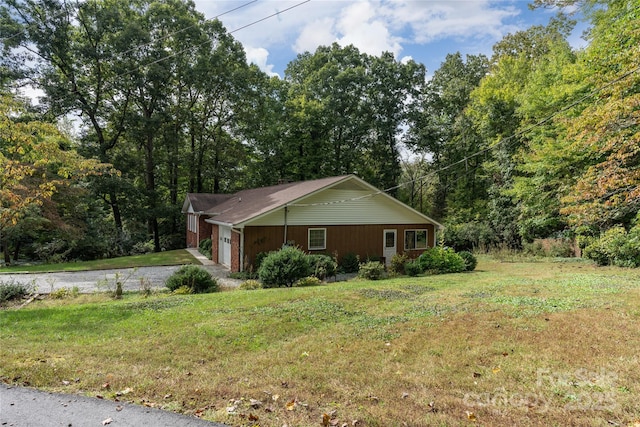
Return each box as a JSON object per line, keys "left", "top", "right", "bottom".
{"left": 165, "top": 265, "right": 218, "bottom": 293}
{"left": 198, "top": 238, "right": 212, "bottom": 259}
{"left": 0, "top": 280, "right": 32, "bottom": 304}
{"left": 418, "top": 247, "right": 466, "bottom": 274}
{"left": 358, "top": 261, "right": 386, "bottom": 280}
{"left": 390, "top": 253, "right": 409, "bottom": 275}
{"left": 404, "top": 260, "right": 423, "bottom": 277}
{"left": 457, "top": 251, "right": 478, "bottom": 271}
{"left": 339, "top": 252, "right": 360, "bottom": 273}
{"left": 258, "top": 246, "right": 312, "bottom": 288}
{"left": 308, "top": 254, "right": 338, "bottom": 279}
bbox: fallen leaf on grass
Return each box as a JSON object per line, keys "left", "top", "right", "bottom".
{"left": 322, "top": 413, "right": 331, "bottom": 427}
{"left": 466, "top": 411, "right": 477, "bottom": 422}
{"left": 116, "top": 387, "right": 132, "bottom": 396}
{"left": 248, "top": 413, "right": 259, "bottom": 421}
{"left": 102, "top": 382, "right": 110, "bottom": 389}
{"left": 249, "top": 398, "right": 262, "bottom": 408}
{"left": 492, "top": 367, "right": 501, "bottom": 374}
{"left": 286, "top": 399, "right": 297, "bottom": 411}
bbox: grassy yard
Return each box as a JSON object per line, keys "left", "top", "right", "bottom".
{"left": 1, "top": 257, "right": 639, "bottom": 426}
{"left": 0, "top": 249, "right": 198, "bottom": 273}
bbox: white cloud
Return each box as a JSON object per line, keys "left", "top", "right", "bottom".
{"left": 385, "top": 1, "right": 520, "bottom": 43}
{"left": 193, "top": 0, "right": 548, "bottom": 74}
{"left": 293, "top": 17, "right": 336, "bottom": 53}
{"left": 244, "top": 46, "right": 279, "bottom": 77}
{"left": 335, "top": 1, "right": 402, "bottom": 56}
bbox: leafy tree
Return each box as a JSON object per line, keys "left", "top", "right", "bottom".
{"left": 406, "top": 52, "right": 489, "bottom": 220}
{"left": 466, "top": 19, "right": 575, "bottom": 247}
{"left": 558, "top": 0, "right": 640, "bottom": 228}
{"left": 0, "top": 92, "right": 107, "bottom": 264}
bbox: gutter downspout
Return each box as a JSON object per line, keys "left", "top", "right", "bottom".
{"left": 283, "top": 206, "right": 288, "bottom": 245}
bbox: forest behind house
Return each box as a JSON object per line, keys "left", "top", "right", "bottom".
{"left": 1, "top": 0, "right": 638, "bottom": 267}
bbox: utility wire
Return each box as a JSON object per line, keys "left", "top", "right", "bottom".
{"left": 116, "top": 0, "right": 258, "bottom": 58}
{"left": 111, "top": 0, "right": 311, "bottom": 80}
{"left": 289, "top": 63, "right": 640, "bottom": 208}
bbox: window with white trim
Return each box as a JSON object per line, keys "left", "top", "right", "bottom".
{"left": 188, "top": 215, "right": 197, "bottom": 232}
{"left": 308, "top": 228, "right": 327, "bottom": 250}
{"left": 405, "top": 229, "right": 428, "bottom": 250}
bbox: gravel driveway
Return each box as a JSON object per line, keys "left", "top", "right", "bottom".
{"left": 0, "top": 262, "right": 240, "bottom": 294}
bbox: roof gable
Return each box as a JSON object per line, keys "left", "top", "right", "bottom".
{"left": 185, "top": 175, "right": 442, "bottom": 229}
{"left": 182, "top": 193, "right": 234, "bottom": 214}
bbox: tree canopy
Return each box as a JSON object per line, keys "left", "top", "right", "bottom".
{"left": 1, "top": 0, "right": 639, "bottom": 263}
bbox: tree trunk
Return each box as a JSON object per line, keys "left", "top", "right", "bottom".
{"left": 2, "top": 236, "right": 10, "bottom": 265}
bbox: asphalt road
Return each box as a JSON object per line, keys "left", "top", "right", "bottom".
{"left": 0, "top": 383, "right": 227, "bottom": 427}
{"left": 0, "top": 265, "right": 239, "bottom": 294}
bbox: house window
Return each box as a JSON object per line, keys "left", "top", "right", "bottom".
{"left": 188, "top": 215, "right": 197, "bottom": 232}
{"left": 308, "top": 228, "right": 326, "bottom": 250}
{"left": 405, "top": 229, "right": 428, "bottom": 250}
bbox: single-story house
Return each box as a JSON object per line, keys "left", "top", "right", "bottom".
{"left": 182, "top": 174, "right": 443, "bottom": 272}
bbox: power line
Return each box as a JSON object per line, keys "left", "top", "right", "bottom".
{"left": 116, "top": 0, "right": 258, "bottom": 58}
{"left": 288, "top": 63, "right": 640, "bottom": 208}
{"left": 111, "top": 0, "right": 311, "bottom": 81}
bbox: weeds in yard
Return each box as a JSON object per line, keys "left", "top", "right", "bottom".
{"left": 1, "top": 259, "right": 640, "bottom": 426}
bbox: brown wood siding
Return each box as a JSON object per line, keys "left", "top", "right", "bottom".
{"left": 242, "top": 224, "right": 436, "bottom": 271}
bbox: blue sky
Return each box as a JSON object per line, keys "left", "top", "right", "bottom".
{"left": 193, "top": 0, "right": 587, "bottom": 78}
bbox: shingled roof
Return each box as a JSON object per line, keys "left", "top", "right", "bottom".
{"left": 202, "top": 175, "right": 351, "bottom": 226}
{"left": 182, "top": 193, "right": 234, "bottom": 214}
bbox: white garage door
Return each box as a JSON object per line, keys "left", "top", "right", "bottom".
{"left": 218, "top": 226, "right": 232, "bottom": 267}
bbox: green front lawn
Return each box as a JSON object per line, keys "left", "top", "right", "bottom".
{"left": 0, "top": 249, "right": 198, "bottom": 273}
{"left": 1, "top": 257, "right": 639, "bottom": 426}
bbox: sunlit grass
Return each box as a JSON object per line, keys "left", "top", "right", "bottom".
{"left": 1, "top": 257, "right": 639, "bottom": 426}
{"left": 0, "top": 249, "right": 197, "bottom": 273}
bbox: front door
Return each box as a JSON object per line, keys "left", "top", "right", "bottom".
{"left": 219, "top": 226, "right": 232, "bottom": 267}
{"left": 383, "top": 229, "right": 397, "bottom": 267}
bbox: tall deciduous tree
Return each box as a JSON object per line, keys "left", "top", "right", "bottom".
{"left": 0, "top": 92, "right": 108, "bottom": 264}
{"left": 558, "top": 0, "right": 640, "bottom": 228}
{"left": 406, "top": 52, "right": 489, "bottom": 220}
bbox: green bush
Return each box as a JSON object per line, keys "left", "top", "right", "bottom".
{"left": 358, "top": 261, "right": 385, "bottom": 280}
{"left": 390, "top": 253, "right": 409, "bottom": 274}
{"left": 239, "top": 279, "right": 262, "bottom": 290}
{"left": 198, "top": 238, "right": 212, "bottom": 259}
{"left": 258, "top": 246, "right": 312, "bottom": 288}
{"left": 583, "top": 225, "right": 640, "bottom": 267}
{"left": 165, "top": 265, "right": 218, "bottom": 293}
{"left": 294, "top": 276, "right": 323, "bottom": 287}
{"left": 418, "top": 247, "right": 466, "bottom": 274}
{"left": 253, "top": 252, "right": 269, "bottom": 270}
{"left": 0, "top": 280, "right": 32, "bottom": 304}
{"left": 458, "top": 251, "right": 478, "bottom": 272}
{"left": 340, "top": 252, "right": 360, "bottom": 273}
{"left": 308, "top": 254, "right": 337, "bottom": 279}
{"left": 404, "top": 260, "right": 423, "bottom": 277}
